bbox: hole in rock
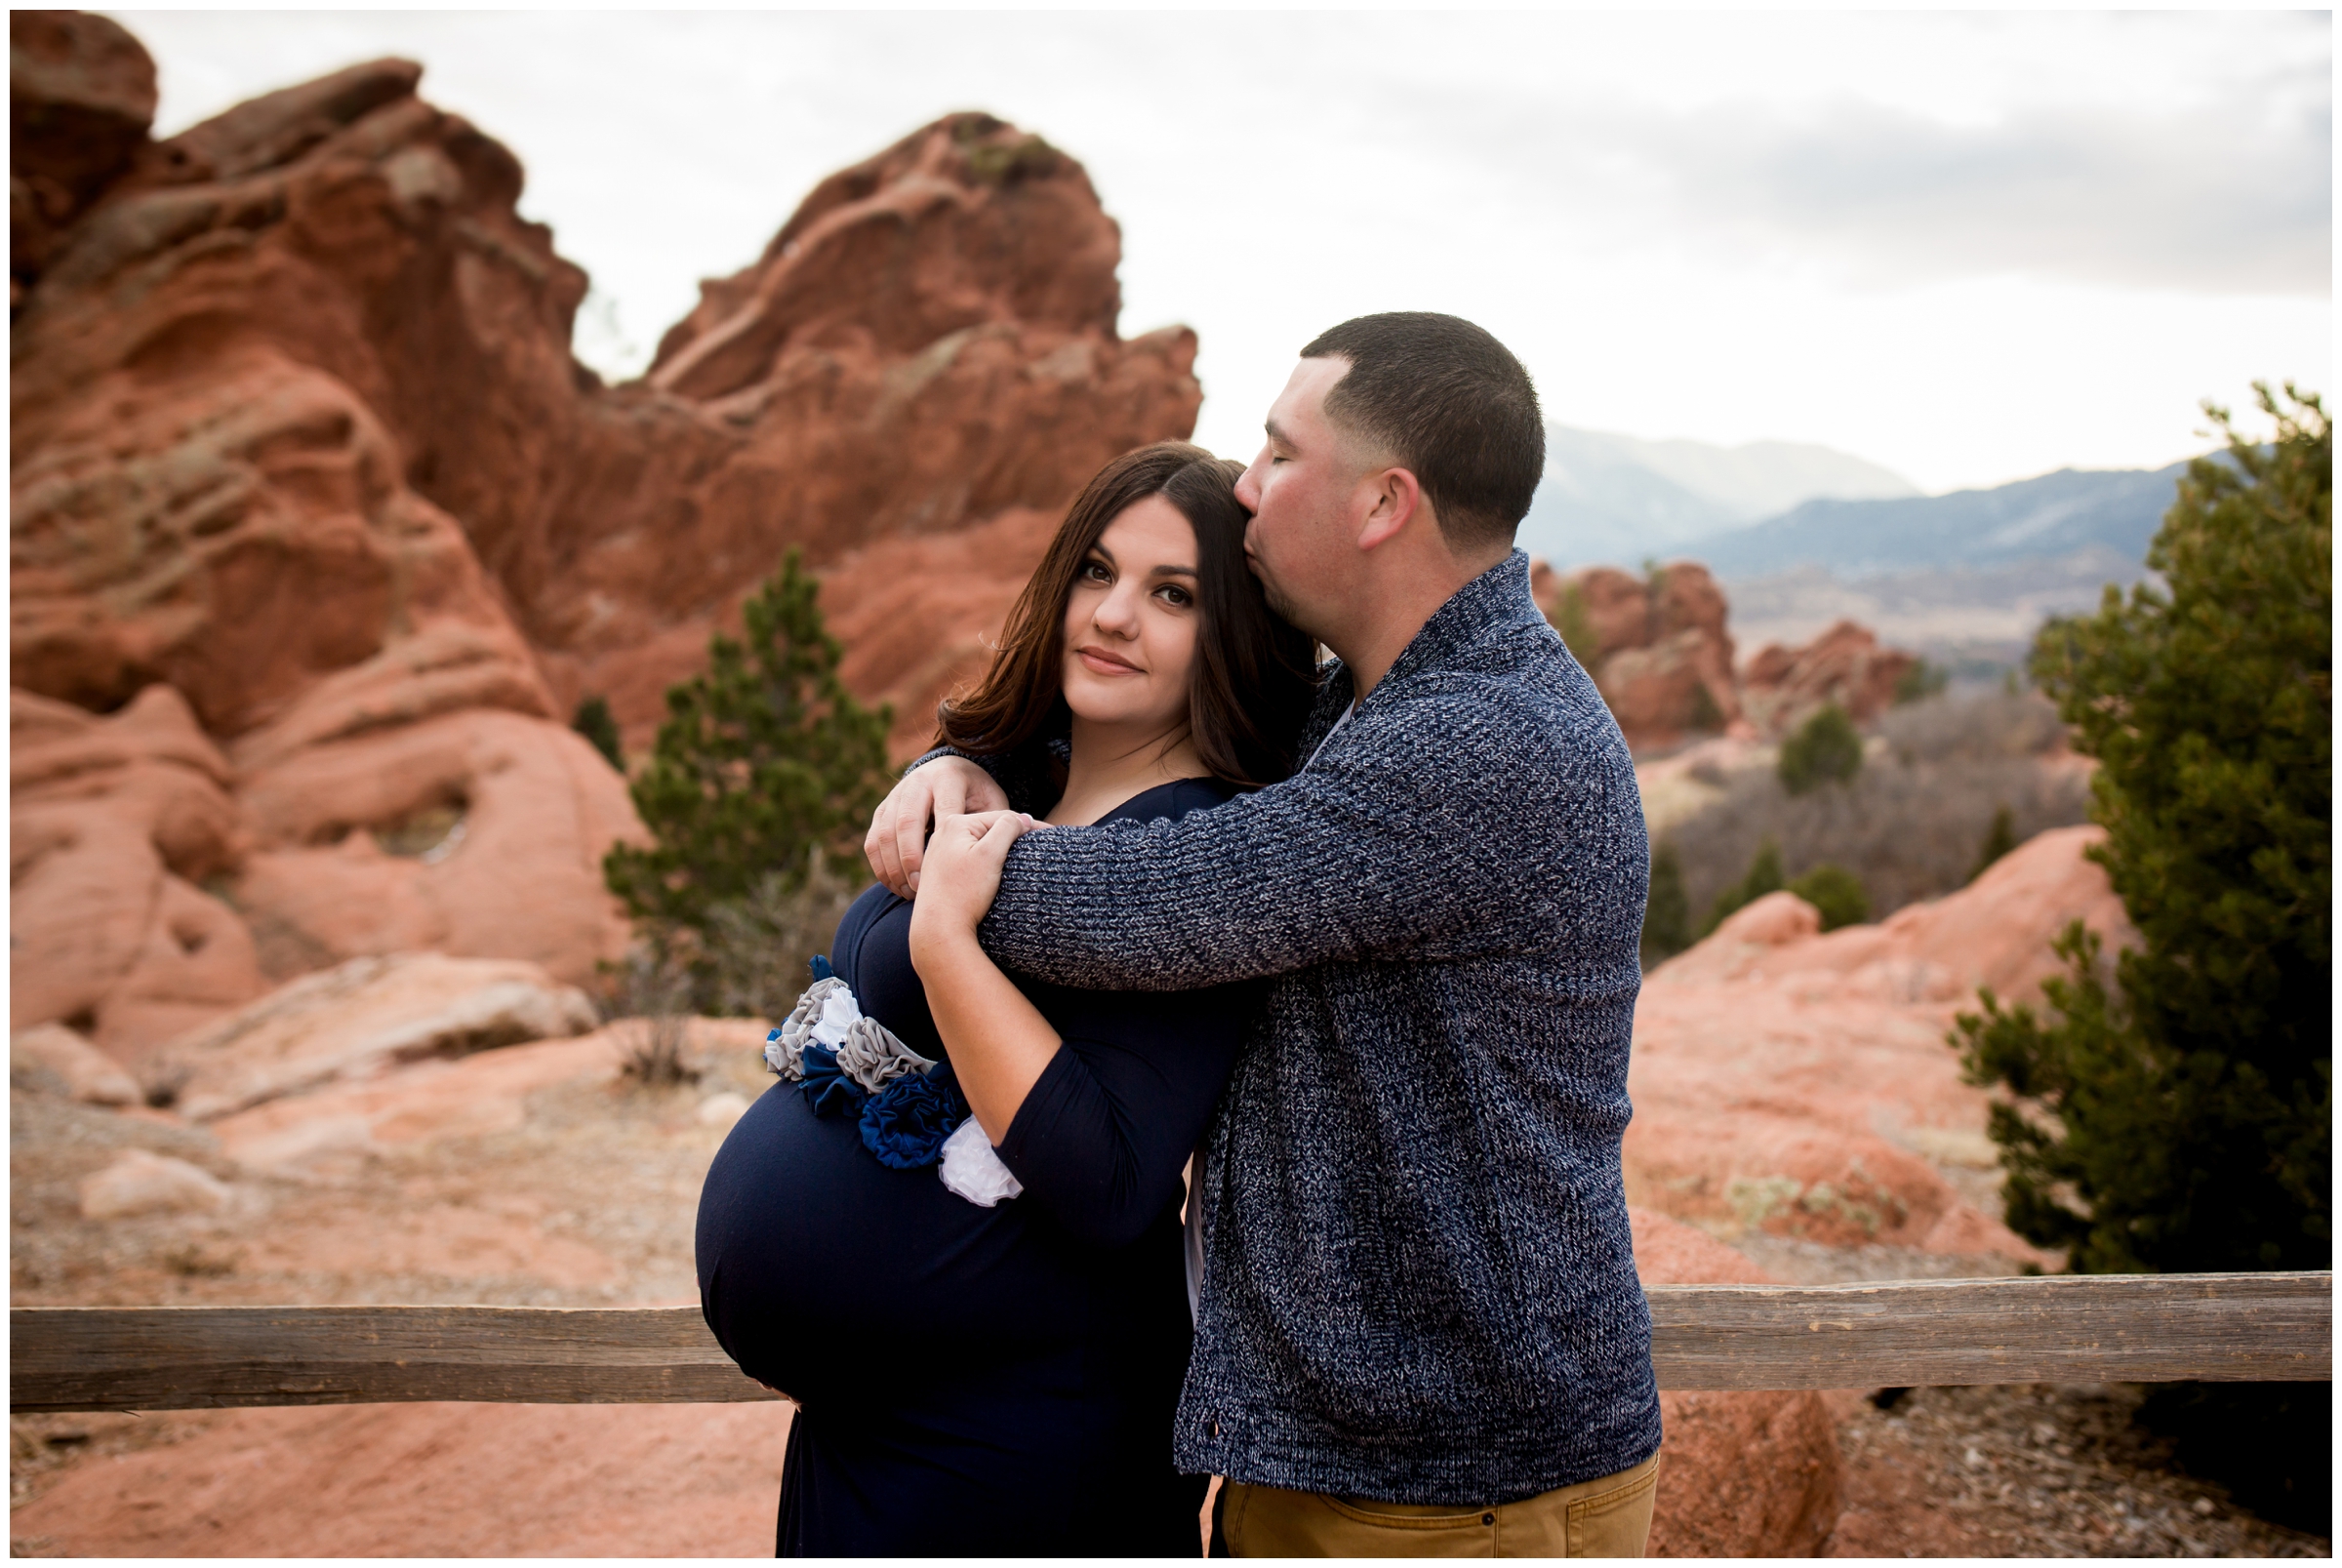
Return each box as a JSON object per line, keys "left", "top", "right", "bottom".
{"left": 372, "top": 801, "right": 467, "bottom": 861}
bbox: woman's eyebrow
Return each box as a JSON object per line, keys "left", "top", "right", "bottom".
{"left": 1147, "top": 564, "right": 1199, "bottom": 579}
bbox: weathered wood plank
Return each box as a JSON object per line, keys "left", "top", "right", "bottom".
{"left": 12, "top": 1272, "right": 2329, "bottom": 1413}
{"left": 1647, "top": 1270, "right": 2331, "bottom": 1390}
{"left": 9, "top": 1305, "right": 778, "bottom": 1412}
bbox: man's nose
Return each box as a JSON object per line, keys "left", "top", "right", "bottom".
{"left": 1234, "top": 457, "right": 1265, "bottom": 514}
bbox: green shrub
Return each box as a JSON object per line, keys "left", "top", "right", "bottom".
{"left": 1893, "top": 660, "right": 1949, "bottom": 705}
{"left": 1956, "top": 384, "right": 2330, "bottom": 1275}
{"left": 572, "top": 695, "right": 625, "bottom": 772}
{"left": 1952, "top": 385, "right": 2329, "bottom": 1532}
{"left": 1966, "top": 805, "right": 2018, "bottom": 884}
{"left": 1699, "top": 837, "right": 1785, "bottom": 937}
{"left": 1548, "top": 582, "right": 1602, "bottom": 667}
{"left": 1786, "top": 864, "right": 1869, "bottom": 931}
{"left": 1777, "top": 703, "right": 1863, "bottom": 794}
{"left": 1640, "top": 842, "right": 1691, "bottom": 967}
{"left": 603, "top": 549, "right": 892, "bottom": 995}
{"left": 1685, "top": 681, "right": 1725, "bottom": 735}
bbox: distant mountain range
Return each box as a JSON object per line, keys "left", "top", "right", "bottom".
{"left": 1517, "top": 424, "right": 1918, "bottom": 569}
{"left": 1518, "top": 422, "right": 2198, "bottom": 584}
{"left": 1692, "top": 461, "right": 2194, "bottom": 581}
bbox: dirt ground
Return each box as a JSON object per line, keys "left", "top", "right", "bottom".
{"left": 10, "top": 1042, "right": 2331, "bottom": 1559}
{"left": 1822, "top": 1384, "right": 2329, "bottom": 1558}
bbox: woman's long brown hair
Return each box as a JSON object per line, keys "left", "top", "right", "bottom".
{"left": 936, "top": 441, "right": 1319, "bottom": 790}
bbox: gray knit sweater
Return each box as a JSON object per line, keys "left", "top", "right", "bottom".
{"left": 960, "top": 550, "right": 1661, "bottom": 1506}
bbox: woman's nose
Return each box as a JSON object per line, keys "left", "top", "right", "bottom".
{"left": 1093, "top": 583, "right": 1142, "bottom": 636}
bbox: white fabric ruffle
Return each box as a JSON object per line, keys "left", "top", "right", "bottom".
{"left": 766, "top": 977, "right": 933, "bottom": 1091}
{"left": 938, "top": 1118, "right": 1024, "bottom": 1207}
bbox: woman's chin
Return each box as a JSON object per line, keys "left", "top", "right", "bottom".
{"left": 1066, "top": 700, "right": 1175, "bottom": 734}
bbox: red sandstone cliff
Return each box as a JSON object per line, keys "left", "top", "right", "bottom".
{"left": 10, "top": 15, "right": 1200, "bottom": 1053}
{"left": 1531, "top": 559, "right": 1920, "bottom": 749}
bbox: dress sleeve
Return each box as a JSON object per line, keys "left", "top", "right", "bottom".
{"left": 991, "top": 981, "right": 1249, "bottom": 1249}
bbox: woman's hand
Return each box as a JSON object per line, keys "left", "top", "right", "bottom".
{"left": 907, "top": 810, "right": 1037, "bottom": 949}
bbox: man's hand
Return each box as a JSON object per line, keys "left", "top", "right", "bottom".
{"left": 865, "top": 755, "right": 1011, "bottom": 898}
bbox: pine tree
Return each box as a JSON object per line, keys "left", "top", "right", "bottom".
{"left": 1787, "top": 864, "right": 1869, "bottom": 931}
{"left": 572, "top": 695, "right": 625, "bottom": 772}
{"left": 1966, "top": 805, "right": 2018, "bottom": 884}
{"left": 1700, "top": 837, "right": 1785, "bottom": 937}
{"left": 1777, "top": 703, "right": 1863, "bottom": 794}
{"left": 1641, "top": 842, "right": 1691, "bottom": 967}
{"left": 1955, "top": 387, "right": 2330, "bottom": 1533}
{"left": 1954, "top": 385, "right": 2330, "bottom": 1279}
{"left": 604, "top": 550, "right": 893, "bottom": 943}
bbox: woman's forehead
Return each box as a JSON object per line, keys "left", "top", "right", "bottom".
{"left": 1094, "top": 495, "right": 1198, "bottom": 571}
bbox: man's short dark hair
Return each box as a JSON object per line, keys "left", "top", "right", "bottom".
{"left": 1301, "top": 312, "right": 1544, "bottom": 553}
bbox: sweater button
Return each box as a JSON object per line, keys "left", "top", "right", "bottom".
{"left": 1204, "top": 1419, "right": 1220, "bottom": 1438}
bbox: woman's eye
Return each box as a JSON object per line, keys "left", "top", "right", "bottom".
{"left": 1158, "top": 585, "right": 1191, "bottom": 608}
{"left": 1081, "top": 561, "right": 1110, "bottom": 583}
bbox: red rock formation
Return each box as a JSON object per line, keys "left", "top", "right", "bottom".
{"left": 12, "top": 686, "right": 263, "bottom": 1056}
{"left": 1531, "top": 559, "right": 1745, "bottom": 748}
{"left": 11, "top": 20, "right": 1200, "bottom": 1046}
{"left": 1530, "top": 558, "right": 1929, "bottom": 749}
{"left": 1633, "top": 1209, "right": 1847, "bottom": 1556}
{"left": 1626, "top": 824, "right": 2128, "bottom": 1263}
{"left": 1741, "top": 618, "right": 1919, "bottom": 733}
{"left": 9, "top": 11, "right": 155, "bottom": 299}
{"left": 539, "top": 113, "right": 1200, "bottom": 746}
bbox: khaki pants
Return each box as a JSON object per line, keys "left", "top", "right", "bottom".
{"left": 1217, "top": 1453, "right": 1660, "bottom": 1558}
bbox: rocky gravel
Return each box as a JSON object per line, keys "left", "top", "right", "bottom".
{"left": 1827, "top": 1382, "right": 2329, "bottom": 1557}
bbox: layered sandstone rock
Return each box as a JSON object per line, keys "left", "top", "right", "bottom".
{"left": 1626, "top": 824, "right": 2127, "bottom": 1262}
{"left": 9, "top": 11, "right": 155, "bottom": 297}
{"left": 1633, "top": 1209, "right": 1846, "bottom": 1556}
{"left": 11, "top": 686, "right": 264, "bottom": 1054}
{"left": 1741, "top": 619, "right": 1919, "bottom": 734}
{"left": 541, "top": 113, "right": 1202, "bottom": 747}
{"left": 1531, "top": 560, "right": 1745, "bottom": 748}
{"left": 1531, "top": 558, "right": 1927, "bottom": 750}
{"left": 12, "top": 1022, "right": 143, "bottom": 1105}
{"left": 12, "top": 21, "right": 1198, "bottom": 1033}
{"left": 205, "top": 1015, "right": 767, "bottom": 1177}
{"left": 156, "top": 951, "right": 599, "bottom": 1121}
{"left": 78, "top": 1147, "right": 230, "bottom": 1219}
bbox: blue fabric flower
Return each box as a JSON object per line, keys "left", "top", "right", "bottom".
{"left": 859, "top": 1066, "right": 968, "bottom": 1170}
{"left": 796, "top": 1043, "right": 867, "bottom": 1118}
{"left": 810, "top": 953, "right": 834, "bottom": 983}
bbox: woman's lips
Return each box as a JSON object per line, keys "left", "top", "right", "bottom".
{"left": 1075, "top": 646, "right": 1141, "bottom": 676}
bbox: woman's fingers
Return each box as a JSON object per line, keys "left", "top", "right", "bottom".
{"left": 963, "top": 809, "right": 1035, "bottom": 846}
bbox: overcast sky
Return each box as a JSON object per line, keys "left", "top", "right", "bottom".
{"left": 112, "top": 9, "right": 2330, "bottom": 494}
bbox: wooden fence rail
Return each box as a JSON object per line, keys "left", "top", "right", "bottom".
{"left": 12, "top": 1271, "right": 2329, "bottom": 1415}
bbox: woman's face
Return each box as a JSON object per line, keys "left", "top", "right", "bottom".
{"left": 1059, "top": 495, "right": 1202, "bottom": 736}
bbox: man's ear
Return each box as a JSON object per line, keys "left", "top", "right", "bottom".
{"left": 1353, "top": 466, "right": 1426, "bottom": 553}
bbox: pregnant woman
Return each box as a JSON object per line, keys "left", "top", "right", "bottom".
{"left": 695, "top": 441, "right": 1317, "bottom": 1555}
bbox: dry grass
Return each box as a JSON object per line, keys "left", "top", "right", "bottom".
{"left": 1665, "top": 691, "right": 2091, "bottom": 925}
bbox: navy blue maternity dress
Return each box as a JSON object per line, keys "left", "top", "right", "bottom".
{"left": 695, "top": 778, "right": 1251, "bottom": 1556}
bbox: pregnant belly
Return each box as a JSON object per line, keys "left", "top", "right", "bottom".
{"left": 695, "top": 1081, "right": 1082, "bottom": 1406}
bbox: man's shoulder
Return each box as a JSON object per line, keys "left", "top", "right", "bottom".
{"left": 1387, "top": 627, "right": 1631, "bottom": 772}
